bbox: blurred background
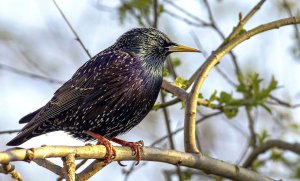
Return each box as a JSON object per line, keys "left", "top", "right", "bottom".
{"left": 1, "top": 0, "right": 300, "bottom": 180}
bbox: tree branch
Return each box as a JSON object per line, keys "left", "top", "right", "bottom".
{"left": 1, "top": 163, "right": 23, "bottom": 181}
{"left": 242, "top": 139, "right": 300, "bottom": 168}
{"left": 62, "top": 153, "right": 76, "bottom": 181}
{"left": 184, "top": 16, "right": 300, "bottom": 153}
{"left": 0, "top": 145, "right": 274, "bottom": 181}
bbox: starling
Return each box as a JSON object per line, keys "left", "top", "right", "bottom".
{"left": 7, "top": 28, "right": 200, "bottom": 162}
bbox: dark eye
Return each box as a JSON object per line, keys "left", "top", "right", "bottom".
{"left": 163, "top": 41, "right": 176, "bottom": 47}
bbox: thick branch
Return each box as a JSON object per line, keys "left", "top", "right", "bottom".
{"left": 0, "top": 145, "right": 274, "bottom": 181}
{"left": 184, "top": 16, "right": 300, "bottom": 153}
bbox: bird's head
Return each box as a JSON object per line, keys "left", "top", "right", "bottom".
{"left": 113, "top": 28, "right": 200, "bottom": 63}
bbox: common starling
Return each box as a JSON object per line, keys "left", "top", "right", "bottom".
{"left": 7, "top": 28, "right": 200, "bottom": 162}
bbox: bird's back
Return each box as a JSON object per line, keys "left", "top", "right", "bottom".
{"left": 7, "top": 50, "right": 163, "bottom": 145}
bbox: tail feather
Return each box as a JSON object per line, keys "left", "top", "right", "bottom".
{"left": 6, "top": 128, "right": 37, "bottom": 146}
{"left": 19, "top": 108, "right": 42, "bottom": 124}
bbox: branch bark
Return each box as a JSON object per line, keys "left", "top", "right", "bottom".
{"left": 0, "top": 145, "right": 274, "bottom": 181}
{"left": 183, "top": 16, "right": 300, "bottom": 153}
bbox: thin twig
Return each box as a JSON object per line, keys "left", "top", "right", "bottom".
{"left": 0, "top": 63, "right": 64, "bottom": 84}
{"left": 52, "top": 0, "right": 92, "bottom": 59}
{"left": 77, "top": 160, "right": 108, "bottom": 181}
{"left": 243, "top": 139, "right": 300, "bottom": 168}
{"left": 122, "top": 111, "right": 223, "bottom": 179}
{"left": 0, "top": 129, "right": 20, "bottom": 135}
{"left": 163, "top": 0, "right": 210, "bottom": 26}
{"left": 160, "top": 93, "right": 183, "bottom": 181}
{"left": 245, "top": 107, "right": 257, "bottom": 148}
{"left": 33, "top": 159, "right": 64, "bottom": 177}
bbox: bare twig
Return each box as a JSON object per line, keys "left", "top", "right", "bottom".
{"left": 0, "top": 63, "right": 64, "bottom": 84}
{"left": 268, "top": 95, "right": 300, "bottom": 108}
{"left": 163, "top": 0, "right": 210, "bottom": 26}
{"left": 243, "top": 139, "right": 300, "bottom": 168}
{"left": 52, "top": 0, "right": 92, "bottom": 59}
{"left": 245, "top": 108, "right": 257, "bottom": 148}
{"left": 77, "top": 159, "right": 107, "bottom": 181}
{"left": 160, "top": 93, "right": 183, "bottom": 181}
{"left": 0, "top": 129, "right": 20, "bottom": 135}
{"left": 33, "top": 159, "right": 64, "bottom": 177}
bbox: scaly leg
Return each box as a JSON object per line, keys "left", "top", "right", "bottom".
{"left": 111, "top": 137, "right": 144, "bottom": 165}
{"left": 84, "top": 130, "right": 116, "bottom": 163}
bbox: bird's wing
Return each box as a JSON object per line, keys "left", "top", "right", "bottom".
{"left": 8, "top": 51, "right": 138, "bottom": 144}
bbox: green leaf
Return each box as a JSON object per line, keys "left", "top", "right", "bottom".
{"left": 181, "top": 101, "right": 186, "bottom": 109}
{"left": 174, "top": 76, "right": 189, "bottom": 89}
{"left": 209, "top": 90, "right": 217, "bottom": 102}
{"left": 163, "top": 68, "right": 170, "bottom": 77}
{"left": 171, "top": 58, "right": 181, "bottom": 67}
{"left": 152, "top": 102, "right": 161, "bottom": 111}
{"left": 270, "top": 149, "right": 283, "bottom": 161}
{"left": 219, "top": 91, "right": 233, "bottom": 103}
{"left": 198, "top": 93, "right": 203, "bottom": 99}
{"left": 292, "top": 167, "right": 300, "bottom": 179}
{"left": 183, "top": 172, "right": 192, "bottom": 180}
{"left": 252, "top": 159, "right": 264, "bottom": 171}
{"left": 223, "top": 106, "right": 238, "bottom": 119}
{"left": 258, "top": 129, "right": 270, "bottom": 145}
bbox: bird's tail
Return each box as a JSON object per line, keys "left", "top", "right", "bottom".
{"left": 7, "top": 107, "right": 43, "bottom": 146}
{"left": 6, "top": 128, "right": 36, "bottom": 146}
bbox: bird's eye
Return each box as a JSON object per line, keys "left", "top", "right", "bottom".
{"left": 164, "top": 41, "right": 176, "bottom": 47}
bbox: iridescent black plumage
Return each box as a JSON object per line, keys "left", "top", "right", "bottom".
{"left": 7, "top": 28, "right": 199, "bottom": 146}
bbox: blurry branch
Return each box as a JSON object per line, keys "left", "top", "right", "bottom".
{"left": 184, "top": 15, "right": 300, "bottom": 153}
{"left": 77, "top": 159, "right": 107, "bottom": 181}
{"left": 267, "top": 95, "right": 300, "bottom": 108}
{"left": 163, "top": 10, "right": 206, "bottom": 27}
{"left": 163, "top": 0, "right": 210, "bottom": 26}
{"left": 52, "top": 0, "right": 92, "bottom": 59}
{"left": 33, "top": 159, "right": 64, "bottom": 178}
{"left": 151, "top": 111, "right": 223, "bottom": 147}
{"left": 0, "top": 145, "right": 274, "bottom": 181}
{"left": 1, "top": 163, "right": 23, "bottom": 181}
{"left": 245, "top": 108, "right": 257, "bottom": 148}
{"left": 121, "top": 111, "right": 223, "bottom": 180}
{"left": 0, "top": 130, "right": 20, "bottom": 135}
{"left": 282, "top": 0, "right": 300, "bottom": 47}
{"left": 160, "top": 93, "right": 184, "bottom": 181}
{"left": 242, "top": 139, "right": 300, "bottom": 168}
{"left": 0, "top": 63, "right": 64, "bottom": 84}
{"left": 152, "top": 0, "right": 158, "bottom": 28}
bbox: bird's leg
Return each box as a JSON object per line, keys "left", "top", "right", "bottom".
{"left": 84, "top": 130, "right": 116, "bottom": 163}
{"left": 111, "top": 137, "right": 144, "bottom": 165}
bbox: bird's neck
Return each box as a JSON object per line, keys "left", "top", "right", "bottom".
{"left": 141, "top": 56, "right": 165, "bottom": 80}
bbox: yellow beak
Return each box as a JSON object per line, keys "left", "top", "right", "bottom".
{"left": 168, "top": 45, "right": 201, "bottom": 53}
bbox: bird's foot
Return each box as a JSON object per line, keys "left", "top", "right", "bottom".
{"left": 111, "top": 138, "right": 144, "bottom": 165}
{"left": 84, "top": 130, "right": 116, "bottom": 164}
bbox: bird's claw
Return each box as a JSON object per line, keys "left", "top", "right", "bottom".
{"left": 84, "top": 130, "right": 116, "bottom": 164}
{"left": 123, "top": 140, "right": 144, "bottom": 165}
